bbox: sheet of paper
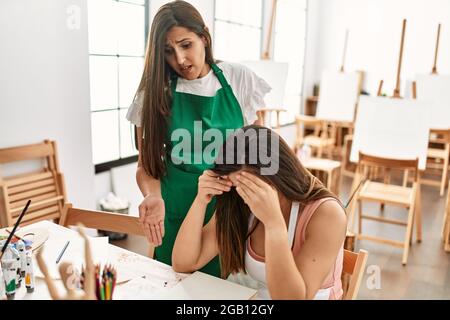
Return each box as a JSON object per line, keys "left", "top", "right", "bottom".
{"left": 114, "top": 278, "right": 170, "bottom": 300}
{"left": 156, "top": 271, "right": 257, "bottom": 300}
{"left": 112, "top": 249, "right": 187, "bottom": 287}
{"left": 34, "top": 236, "right": 109, "bottom": 280}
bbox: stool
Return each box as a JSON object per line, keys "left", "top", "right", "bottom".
{"left": 301, "top": 157, "right": 342, "bottom": 196}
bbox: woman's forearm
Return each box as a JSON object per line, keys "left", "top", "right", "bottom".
{"left": 172, "top": 196, "right": 208, "bottom": 271}
{"left": 265, "top": 224, "right": 307, "bottom": 299}
{"left": 136, "top": 166, "right": 161, "bottom": 197}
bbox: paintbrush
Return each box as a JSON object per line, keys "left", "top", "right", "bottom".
{"left": 344, "top": 178, "right": 367, "bottom": 209}
{"left": 0, "top": 199, "right": 31, "bottom": 260}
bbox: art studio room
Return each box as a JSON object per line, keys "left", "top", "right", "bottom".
{"left": 0, "top": 0, "right": 450, "bottom": 303}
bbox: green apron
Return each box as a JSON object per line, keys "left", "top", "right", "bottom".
{"left": 156, "top": 63, "right": 244, "bottom": 277}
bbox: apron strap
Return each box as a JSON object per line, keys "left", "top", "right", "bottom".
{"left": 170, "top": 76, "right": 178, "bottom": 93}
{"left": 211, "top": 63, "right": 231, "bottom": 89}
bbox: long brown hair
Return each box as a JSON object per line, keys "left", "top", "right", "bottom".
{"left": 136, "top": 1, "right": 214, "bottom": 179}
{"left": 212, "top": 125, "right": 341, "bottom": 278}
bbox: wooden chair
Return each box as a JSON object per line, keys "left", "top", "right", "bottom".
{"left": 342, "top": 248, "right": 368, "bottom": 300}
{"left": 443, "top": 180, "right": 450, "bottom": 252}
{"left": 341, "top": 134, "right": 358, "bottom": 178}
{"left": 295, "top": 115, "right": 336, "bottom": 158}
{"left": 421, "top": 129, "right": 450, "bottom": 196}
{"left": 258, "top": 108, "right": 286, "bottom": 132}
{"left": 59, "top": 203, "right": 154, "bottom": 258}
{"left": 0, "top": 140, "right": 67, "bottom": 228}
{"left": 349, "top": 152, "right": 421, "bottom": 265}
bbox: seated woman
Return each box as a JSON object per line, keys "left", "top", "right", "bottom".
{"left": 172, "top": 125, "right": 347, "bottom": 299}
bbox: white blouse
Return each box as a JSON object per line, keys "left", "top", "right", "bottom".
{"left": 126, "top": 61, "right": 271, "bottom": 126}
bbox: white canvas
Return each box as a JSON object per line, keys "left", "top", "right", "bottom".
{"left": 415, "top": 74, "right": 450, "bottom": 130}
{"left": 241, "top": 60, "right": 289, "bottom": 108}
{"left": 315, "top": 70, "right": 360, "bottom": 122}
{"left": 350, "top": 96, "right": 430, "bottom": 170}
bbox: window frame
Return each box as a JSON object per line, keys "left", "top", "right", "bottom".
{"left": 89, "top": 0, "right": 149, "bottom": 174}
{"left": 212, "top": 0, "right": 265, "bottom": 62}
{"left": 272, "top": 0, "right": 309, "bottom": 126}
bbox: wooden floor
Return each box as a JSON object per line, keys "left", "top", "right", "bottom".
{"left": 111, "top": 175, "right": 450, "bottom": 300}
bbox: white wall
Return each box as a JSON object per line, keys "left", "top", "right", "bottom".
{"left": 310, "top": 0, "right": 450, "bottom": 96}
{"left": 302, "top": 0, "right": 323, "bottom": 103}
{"left": 0, "top": 0, "right": 96, "bottom": 209}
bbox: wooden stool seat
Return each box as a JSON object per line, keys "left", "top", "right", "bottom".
{"left": 359, "top": 181, "right": 414, "bottom": 206}
{"left": 303, "top": 136, "right": 335, "bottom": 148}
{"left": 301, "top": 157, "right": 341, "bottom": 195}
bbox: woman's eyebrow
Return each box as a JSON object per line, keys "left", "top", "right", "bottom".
{"left": 175, "top": 38, "right": 191, "bottom": 44}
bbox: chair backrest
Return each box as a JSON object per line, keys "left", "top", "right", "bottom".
{"left": 0, "top": 140, "right": 67, "bottom": 227}
{"left": 358, "top": 151, "right": 420, "bottom": 183}
{"left": 342, "top": 248, "right": 368, "bottom": 300}
{"left": 259, "top": 108, "right": 286, "bottom": 132}
{"left": 294, "top": 115, "right": 323, "bottom": 150}
{"left": 59, "top": 203, "right": 145, "bottom": 236}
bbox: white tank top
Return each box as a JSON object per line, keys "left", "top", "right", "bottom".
{"left": 244, "top": 201, "right": 331, "bottom": 300}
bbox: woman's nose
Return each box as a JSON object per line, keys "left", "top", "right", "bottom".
{"left": 174, "top": 49, "right": 186, "bottom": 66}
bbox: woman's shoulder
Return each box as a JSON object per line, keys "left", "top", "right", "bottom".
{"left": 216, "top": 61, "right": 254, "bottom": 79}
{"left": 304, "top": 198, "right": 347, "bottom": 236}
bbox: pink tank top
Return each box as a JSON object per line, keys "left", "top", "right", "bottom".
{"left": 245, "top": 197, "right": 344, "bottom": 300}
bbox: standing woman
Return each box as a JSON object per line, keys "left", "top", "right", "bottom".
{"left": 126, "top": 1, "right": 270, "bottom": 277}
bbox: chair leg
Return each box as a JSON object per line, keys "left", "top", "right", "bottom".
{"left": 348, "top": 199, "right": 357, "bottom": 234}
{"left": 440, "top": 153, "right": 449, "bottom": 196}
{"left": 346, "top": 173, "right": 363, "bottom": 233}
{"left": 403, "top": 170, "right": 409, "bottom": 187}
{"left": 415, "top": 185, "right": 422, "bottom": 243}
{"left": 442, "top": 181, "right": 450, "bottom": 241}
{"left": 318, "top": 146, "right": 323, "bottom": 158}
{"left": 358, "top": 200, "right": 363, "bottom": 235}
{"left": 402, "top": 203, "right": 416, "bottom": 265}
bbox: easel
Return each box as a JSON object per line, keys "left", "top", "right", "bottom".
{"left": 431, "top": 23, "right": 441, "bottom": 75}
{"left": 297, "top": 29, "right": 362, "bottom": 160}
{"left": 414, "top": 23, "right": 450, "bottom": 196}
{"left": 377, "top": 19, "right": 407, "bottom": 99}
{"left": 347, "top": 20, "right": 430, "bottom": 265}
{"left": 256, "top": 0, "right": 286, "bottom": 131}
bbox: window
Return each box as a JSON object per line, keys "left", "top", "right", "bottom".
{"left": 87, "top": 0, "right": 148, "bottom": 170}
{"left": 213, "top": 0, "right": 263, "bottom": 62}
{"left": 273, "top": 0, "right": 308, "bottom": 124}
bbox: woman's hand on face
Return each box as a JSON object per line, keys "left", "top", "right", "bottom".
{"left": 138, "top": 194, "right": 165, "bottom": 246}
{"left": 197, "top": 170, "right": 232, "bottom": 205}
{"left": 235, "top": 172, "right": 284, "bottom": 227}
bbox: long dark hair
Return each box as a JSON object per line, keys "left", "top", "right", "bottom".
{"left": 136, "top": 1, "right": 214, "bottom": 179}
{"left": 212, "top": 125, "right": 341, "bottom": 278}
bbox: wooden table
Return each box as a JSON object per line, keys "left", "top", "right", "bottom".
{"left": 1, "top": 221, "right": 256, "bottom": 300}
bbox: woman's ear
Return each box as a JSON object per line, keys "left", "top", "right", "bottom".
{"left": 200, "top": 34, "right": 208, "bottom": 47}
